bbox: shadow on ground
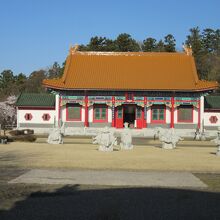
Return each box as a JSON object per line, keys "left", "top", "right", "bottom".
{"left": 0, "top": 185, "right": 220, "bottom": 220}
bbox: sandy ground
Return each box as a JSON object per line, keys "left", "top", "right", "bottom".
{"left": 0, "top": 138, "right": 219, "bottom": 172}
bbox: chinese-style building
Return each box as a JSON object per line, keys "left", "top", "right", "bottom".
{"left": 16, "top": 45, "right": 219, "bottom": 133}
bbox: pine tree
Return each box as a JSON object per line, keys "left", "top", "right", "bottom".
{"left": 155, "top": 40, "right": 165, "bottom": 52}
{"left": 142, "top": 38, "right": 157, "bottom": 52}
{"left": 185, "top": 27, "right": 205, "bottom": 78}
{"left": 115, "top": 33, "right": 140, "bottom": 52}
{"left": 164, "top": 34, "right": 176, "bottom": 52}
{"left": 202, "top": 28, "right": 216, "bottom": 53}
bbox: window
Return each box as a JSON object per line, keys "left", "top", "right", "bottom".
{"left": 24, "top": 113, "right": 32, "bottom": 121}
{"left": 151, "top": 105, "right": 165, "bottom": 123}
{"left": 66, "top": 103, "right": 81, "bottom": 121}
{"left": 178, "top": 105, "right": 193, "bottom": 122}
{"left": 117, "top": 106, "right": 123, "bottom": 119}
{"left": 93, "top": 104, "right": 107, "bottom": 122}
{"left": 136, "top": 107, "right": 142, "bottom": 119}
{"left": 42, "top": 113, "right": 51, "bottom": 121}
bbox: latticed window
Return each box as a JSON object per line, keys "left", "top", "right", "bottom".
{"left": 117, "top": 106, "right": 123, "bottom": 119}
{"left": 178, "top": 105, "right": 193, "bottom": 122}
{"left": 151, "top": 105, "right": 165, "bottom": 123}
{"left": 67, "top": 104, "right": 81, "bottom": 120}
{"left": 42, "top": 113, "right": 51, "bottom": 121}
{"left": 94, "top": 105, "right": 107, "bottom": 122}
{"left": 136, "top": 107, "right": 142, "bottom": 119}
{"left": 24, "top": 113, "right": 32, "bottom": 121}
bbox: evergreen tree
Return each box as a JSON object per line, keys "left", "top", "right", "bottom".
{"left": 185, "top": 27, "right": 203, "bottom": 58}
{"left": 164, "top": 34, "right": 176, "bottom": 52}
{"left": 0, "top": 70, "right": 15, "bottom": 97}
{"left": 47, "top": 62, "right": 62, "bottom": 79}
{"left": 86, "top": 36, "right": 107, "bottom": 51}
{"left": 25, "top": 70, "right": 46, "bottom": 93}
{"left": 214, "top": 29, "right": 220, "bottom": 55}
{"left": 202, "top": 28, "right": 216, "bottom": 53}
{"left": 115, "top": 33, "right": 140, "bottom": 52}
{"left": 142, "top": 37, "right": 157, "bottom": 52}
{"left": 14, "top": 73, "right": 27, "bottom": 94}
{"left": 155, "top": 40, "right": 165, "bottom": 52}
{"left": 185, "top": 27, "right": 205, "bottom": 78}
{"left": 78, "top": 44, "right": 89, "bottom": 51}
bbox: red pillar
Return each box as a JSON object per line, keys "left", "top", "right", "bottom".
{"left": 58, "top": 96, "right": 61, "bottom": 127}
{"left": 198, "top": 99, "right": 201, "bottom": 129}
{"left": 144, "top": 96, "right": 147, "bottom": 128}
{"left": 112, "top": 96, "right": 115, "bottom": 127}
{"left": 84, "top": 95, "right": 89, "bottom": 127}
{"left": 170, "top": 96, "right": 174, "bottom": 128}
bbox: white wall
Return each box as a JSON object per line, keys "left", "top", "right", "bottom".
{"left": 165, "top": 107, "right": 171, "bottom": 123}
{"left": 146, "top": 107, "right": 151, "bottom": 124}
{"left": 55, "top": 94, "right": 59, "bottom": 126}
{"left": 88, "top": 106, "right": 93, "bottom": 122}
{"left": 18, "top": 109, "right": 56, "bottom": 125}
{"left": 204, "top": 112, "right": 220, "bottom": 127}
{"left": 108, "top": 107, "right": 112, "bottom": 123}
{"left": 60, "top": 106, "right": 66, "bottom": 122}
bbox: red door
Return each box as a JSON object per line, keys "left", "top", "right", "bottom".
{"left": 116, "top": 106, "right": 123, "bottom": 128}
{"left": 136, "top": 106, "right": 144, "bottom": 129}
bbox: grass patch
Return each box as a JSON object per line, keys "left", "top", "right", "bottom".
{"left": 194, "top": 173, "right": 220, "bottom": 191}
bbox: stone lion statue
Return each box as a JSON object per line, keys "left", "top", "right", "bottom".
{"left": 92, "top": 127, "right": 117, "bottom": 152}
{"left": 47, "top": 128, "right": 63, "bottom": 144}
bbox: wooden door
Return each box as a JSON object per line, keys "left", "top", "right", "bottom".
{"left": 116, "top": 106, "right": 123, "bottom": 128}
{"left": 136, "top": 106, "right": 144, "bottom": 129}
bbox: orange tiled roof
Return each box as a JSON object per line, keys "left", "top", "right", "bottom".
{"left": 43, "top": 49, "right": 218, "bottom": 91}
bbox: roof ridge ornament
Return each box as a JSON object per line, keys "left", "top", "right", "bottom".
{"left": 69, "top": 44, "right": 79, "bottom": 54}
{"left": 182, "top": 44, "right": 193, "bottom": 56}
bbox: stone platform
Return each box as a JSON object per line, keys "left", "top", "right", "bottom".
{"left": 9, "top": 169, "right": 207, "bottom": 188}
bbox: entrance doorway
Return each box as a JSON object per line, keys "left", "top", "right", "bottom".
{"left": 123, "top": 105, "right": 136, "bottom": 127}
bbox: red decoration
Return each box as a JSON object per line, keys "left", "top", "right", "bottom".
{"left": 42, "top": 113, "right": 51, "bottom": 121}
{"left": 209, "top": 116, "right": 218, "bottom": 124}
{"left": 24, "top": 113, "right": 33, "bottom": 121}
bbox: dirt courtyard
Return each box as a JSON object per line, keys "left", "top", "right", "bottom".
{"left": 0, "top": 138, "right": 220, "bottom": 172}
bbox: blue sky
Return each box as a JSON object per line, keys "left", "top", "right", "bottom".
{"left": 0, "top": 0, "right": 219, "bottom": 75}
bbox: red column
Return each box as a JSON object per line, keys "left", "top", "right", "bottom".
{"left": 112, "top": 96, "right": 115, "bottom": 127}
{"left": 58, "top": 96, "right": 61, "bottom": 127}
{"left": 144, "top": 96, "right": 147, "bottom": 128}
{"left": 170, "top": 96, "right": 174, "bottom": 128}
{"left": 198, "top": 99, "right": 201, "bottom": 129}
{"left": 84, "top": 95, "right": 89, "bottom": 127}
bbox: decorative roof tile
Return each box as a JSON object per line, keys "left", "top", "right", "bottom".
{"left": 43, "top": 50, "right": 218, "bottom": 91}
{"left": 16, "top": 93, "right": 55, "bottom": 107}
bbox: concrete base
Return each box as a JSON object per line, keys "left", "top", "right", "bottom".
{"left": 98, "top": 145, "right": 113, "bottom": 152}
{"left": 162, "top": 142, "right": 174, "bottom": 150}
{"left": 120, "top": 143, "right": 134, "bottom": 150}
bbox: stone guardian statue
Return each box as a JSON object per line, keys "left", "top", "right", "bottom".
{"left": 157, "top": 128, "right": 183, "bottom": 149}
{"left": 47, "top": 128, "right": 63, "bottom": 144}
{"left": 211, "top": 128, "right": 220, "bottom": 156}
{"left": 92, "top": 127, "right": 117, "bottom": 152}
{"left": 120, "top": 122, "right": 133, "bottom": 150}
